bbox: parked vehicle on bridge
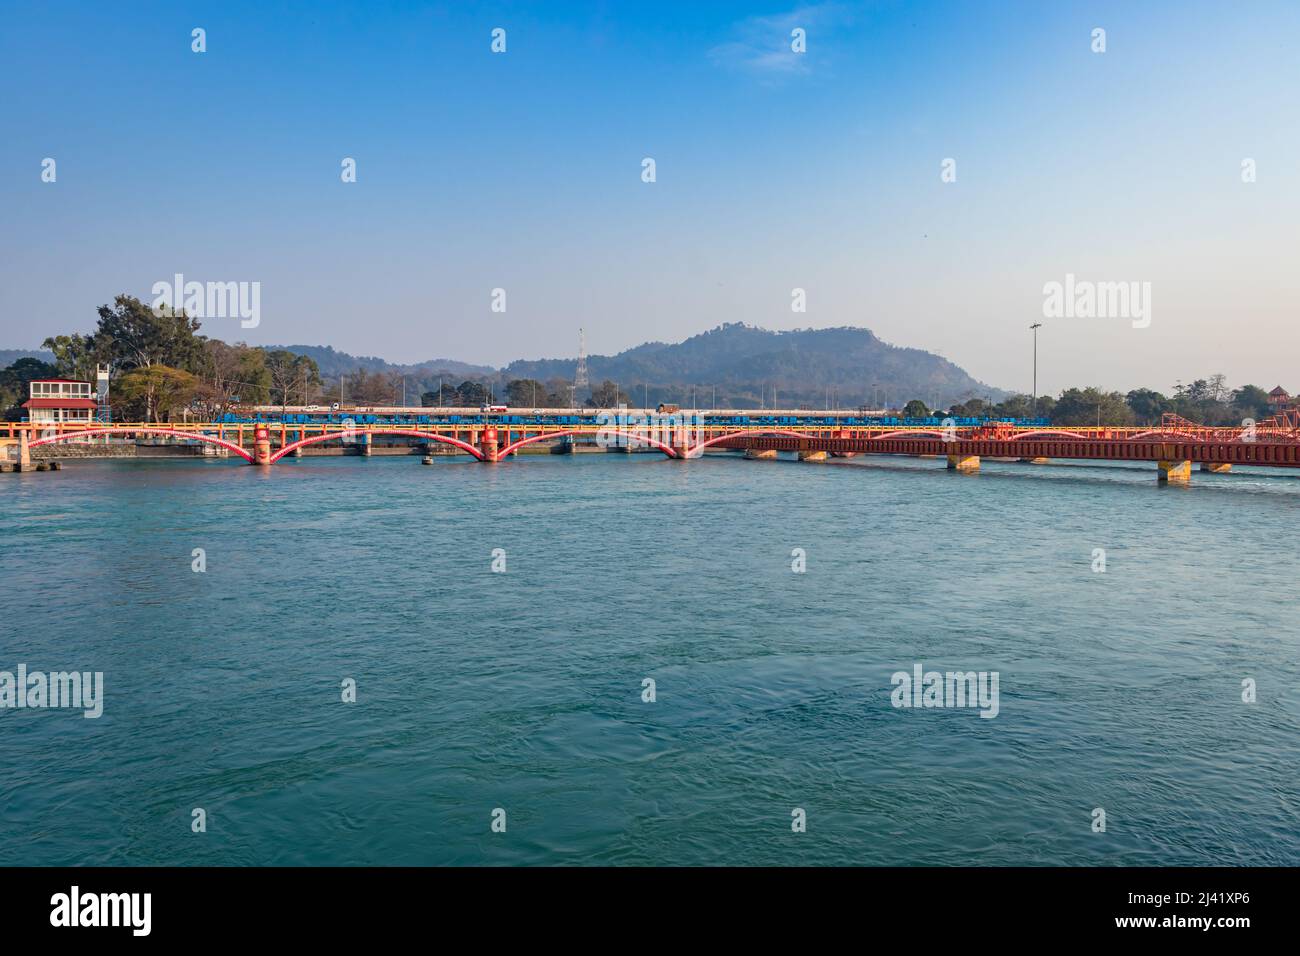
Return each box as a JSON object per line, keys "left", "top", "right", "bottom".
{"left": 481, "top": 404, "right": 508, "bottom": 413}
{"left": 656, "top": 403, "right": 680, "bottom": 414}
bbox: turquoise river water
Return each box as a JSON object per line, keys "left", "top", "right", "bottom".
{"left": 1, "top": 452, "right": 1297, "bottom": 865}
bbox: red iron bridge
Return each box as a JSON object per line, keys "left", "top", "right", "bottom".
{"left": 8, "top": 411, "right": 1300, "bottom": 483}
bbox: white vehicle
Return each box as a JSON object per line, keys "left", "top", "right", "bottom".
{"left": 481, "top": 404, "right": 508, "bottom": 413}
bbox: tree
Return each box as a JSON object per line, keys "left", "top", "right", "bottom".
{"left": 200, "top": 340, "right": 271, "bottom": 411}
{"left": 902, "top": 399, "right": 930, "bottom": 418}
{"left": 94, "top": 295, "right": 203, "bottom": 373}
{"left": 544, "top": 377, "right": 573, "bottom": 406}
{"left": 456, "top": 381, "right": 488, "bottom": 406}
{"left": 1052, "top": 387, "right": 1134, "bottom": 427}
{"left": 41, "top": 334, "right": 102, "bottom": 382}
{"left": 506, "top": 379, "right": 545, "bottom": 407}
{"left": 113, "top": 366, "right": 198, "bottom": 422}
{"left": 947, "top": 398, "right": 991, "bottom": 418}
{"left": 988, "top": 394, "right": 1034, "bottom": 419}
{"left": 265, "top": 350, "right": 321, "bottom": 407}
{"left": 1231, "top": 384, "right": 1272, "bottom": 420}
{"left": 586, "top": 380, "right": 628, "bottom": 407}
{"left": 1125, "top": 388, "right": 1169, "bottom": 425}
{"left": 1, "top": 357, "right": 61, "bottom": 420}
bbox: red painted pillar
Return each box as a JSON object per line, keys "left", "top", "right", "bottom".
{"left": 479, "top": 427, "right": 499, "bottom": 462}
{"left": 669, "top": 422, "right": 691, "bottom": 460}
{"left": 253, "top": 425, "right": 272, "bottom": 465}
{"left": 832, "top": 428, "right": 856, "bottom": 458}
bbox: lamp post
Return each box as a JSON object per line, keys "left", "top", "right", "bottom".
{"left": 1029, "top": 322, "right": 1043, "bottom": 417}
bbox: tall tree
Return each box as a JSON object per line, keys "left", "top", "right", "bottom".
{"left": 456, "top": 381, "right": 488, "bottom": 406}
{"left": 1231, "top": 384, "right": 1272, "bottom": 420}
{"left": 113, "top": 366, "right": 199, "bottom": 422}
{"left": 265, "top": 350, "right": 322, "bottom": 406}
{"left": 587, "top": 380, "right": 628, "bottom": 407}
{"left": 1052, "top": 387, "right": 1135, "bottom": 426}
{"left": 506, "top": 378, "right": 545, "bottom": 407}
{"left": 93, "top": 295, "right": 203, "bottom": 373}
{"left": 1125, "top": 388, "right": 1169, "bottom": 425}
{"left": 41, "top": 333, "right": 102, "bottom": 381}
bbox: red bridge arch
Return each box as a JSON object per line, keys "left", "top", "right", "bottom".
{"left": 496, "top": 428, "right": 681, "bottom": 459}
{"left": 270, "top": 429, "right": 486, "bottom": 463}
{"left": 28, "top": 427, "right": 256, "bottom": 462}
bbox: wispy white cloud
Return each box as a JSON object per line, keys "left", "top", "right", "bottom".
{"left": 708, "top": 3, "right": 854, "bottom": 80}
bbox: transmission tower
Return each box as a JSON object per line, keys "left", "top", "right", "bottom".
{"left": 575, "top": 327, "right": 589, "bottom": 401}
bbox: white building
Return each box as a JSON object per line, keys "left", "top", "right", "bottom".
{"left": 22, "top": 378, "right": 98, "bottom": 423}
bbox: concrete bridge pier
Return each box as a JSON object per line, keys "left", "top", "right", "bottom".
{"left": 479, "top": 427, "right": 499, "bottom": 462}
{"left": 362, "top": 432, "right": 372, "bottom": 457}
{"left": 19, "top": 429, "right": 31, "bottom": 469}
{"left": 253, "top": 426, "right": 272, "bottom": 465}
{"left": 947, "top": 454, "right": 980, "bottom": 473}
{"left": 799, "top": 450, "right": 829, "bottom": 462}
{"left": 744, "top": 449, "right": 778, "bottom": 460}
{"left": 1200, "top": 462, "right": 1231, "bottom": 473}
{"left": 1159, "top": 459, "right": 1192, "bottom": 483}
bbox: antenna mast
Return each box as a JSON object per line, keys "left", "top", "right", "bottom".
{"left": 575, "top": 327, "right": 589, "bottom": 402}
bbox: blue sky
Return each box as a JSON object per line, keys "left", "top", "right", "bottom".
{"left": 2, "top": 0, "right": 1297, "bottom": 394}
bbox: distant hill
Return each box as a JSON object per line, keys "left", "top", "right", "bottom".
{"left": 6, "top": 328, "right": 1004, "bottom": 410}
{"left": 503, "top": 324, "right": 1004, "bottom": 409}
{"left": 261, "top": 345, "right": 492, "bottom": 380}
{"left": 0, "top": 349, "right": 53, "bottom": 367}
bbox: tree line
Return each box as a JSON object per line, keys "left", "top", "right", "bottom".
{"left": 906, "top": 377, "right": 1279, "bottom": 426}
{"left": 0, "top": 293, "right": 632, "bottom": 421}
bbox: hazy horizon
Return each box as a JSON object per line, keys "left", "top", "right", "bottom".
{"left": 3, "top": 0, "right": 1297, "bottom": 396}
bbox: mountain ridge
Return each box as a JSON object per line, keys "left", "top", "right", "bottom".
{"left": 5, "top": 325, "right": 1006, "bottom": 409}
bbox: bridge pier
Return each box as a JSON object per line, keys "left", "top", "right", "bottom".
{"left": 253, "top": 426, "right": 272, "bottom": 465}
{"left": 1018, "top": 457, "right": 1050, "bottom": 464}
{"left": 362, "top": 432, "right": 372, "bottom": 457}
{"left": 947, "top": 454, "right": 980, "bottom": 473}
{"left": 798, "top": 450, "right": 829, "bottom": 462}
{"left": 479, "top": 427, "right": 499, "bottom": 462}
{"left": 744, "top": 449, "right": 778, "bottom": 460}
{"left": 1200, "top": 462, "right": 1231, "bottom": 473}
{"left": 19, "top": 429, "right": 31, "bottom": 469}
{"left": 1158, "top": 459, "right": 1192, "bottom": 484}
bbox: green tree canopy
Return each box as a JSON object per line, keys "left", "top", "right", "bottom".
{"left": 113, "top": 365, "right": 199, "bottom": 422}
{"left": 94, "top": 295, "right": 203, "bottom": 373}
{"left": 1052, "top": 387, "right": 1135, "bottom": 427}
{"left": 1125, "top": 388, "right": 1170, "bottom": 425}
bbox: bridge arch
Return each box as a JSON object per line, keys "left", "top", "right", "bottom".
{"left": 270, "top": 429, "right": 485, "bottom": 462}
{"left": 1130, "top": 428, "right": 1220, "bottom": 442}
{"left": 28, "top": 427, "right": 256, "bottom": 462}
{"left": 1001, "top": 429, "right": 1090, "bottom": 441}
{"left": 686, "top": 429, "right": 824, "bottom": 458}
{"left": 862, "top": 429, "right": 951, "bottom": 441}
{"left": 496, "top": 428, "right": 680, "bottom": 459}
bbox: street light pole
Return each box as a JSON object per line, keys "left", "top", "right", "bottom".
{"left": 1029, "top": 322, "right": 1043, "bottom": 417}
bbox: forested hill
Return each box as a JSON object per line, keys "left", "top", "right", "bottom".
{"left": 502, "top": 324, "right": 1004, "bottom": 408}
